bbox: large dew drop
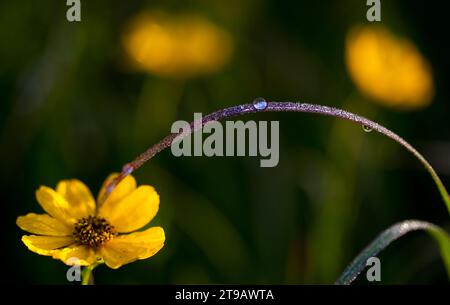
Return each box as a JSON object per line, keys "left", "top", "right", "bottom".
{"left": 362, "top": 125, "right": 373, "bottom": 133}
{"left": 253, "top": 97, "right": 268, "bottom": 110}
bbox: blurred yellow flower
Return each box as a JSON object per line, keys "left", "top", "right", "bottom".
{"left": 345, "top": 25, "right": 434, "bottom": 110}
{"left": 122, "top": 11, "right": 233, "bottom": 78}
{"left": 16, "top": 174, "right": 165, "bottom": 269}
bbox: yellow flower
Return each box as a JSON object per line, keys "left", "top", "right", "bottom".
{"left": 122, "top": 11, "right": 233, "bottom": 78}
{"left": 345, "top": 25, "right": 434, "bottom": 110}
{"left": 16, "top": 174, "right": 165, "bottom": 269}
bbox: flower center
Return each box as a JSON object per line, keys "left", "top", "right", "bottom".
{"left": 73, "top": 216, "right": 116, "bottom": 248}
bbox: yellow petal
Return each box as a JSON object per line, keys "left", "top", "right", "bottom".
{"left": 100, "top": 227, "right": 165, "bottom": 269}
{"left": 21, "top": 235, "right": 97, "bottom": 266}
{"left": 98, "top": 185, "right": 159, "bottom": 233}
{"left": 35, "top": 186, "right": 77, "bottom": 225}
{"left": 21, "top": 235, "right": 75, "bottom": 256}
{"left": 97, "top": 173, "right": 137, "bottom": 207}
{"left": 56, "top": 179, "right": 96, "bottom": 219}
{"left": 16, "top": 213, "right": 72, "bottom": 236}
{"left": 53, "top": 245, "right": 97, "bottom": 266}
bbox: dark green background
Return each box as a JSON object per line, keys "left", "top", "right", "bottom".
{"left": 1, "top": 0, "right": 449, "bottom": 284}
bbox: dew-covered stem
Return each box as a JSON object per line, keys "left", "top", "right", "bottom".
{"left": 102, "top": 99, "right": 450, "bottom": 213}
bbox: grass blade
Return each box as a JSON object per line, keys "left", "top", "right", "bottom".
{"left": 335, "top": 219, "right": 450, "bottom": 284}
{"left": 103, "top": 101, "right": 450, "bottom": 213}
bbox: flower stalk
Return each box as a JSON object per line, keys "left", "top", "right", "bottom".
{"left": 81, "top": 263, "right": 98, "bottom": 285}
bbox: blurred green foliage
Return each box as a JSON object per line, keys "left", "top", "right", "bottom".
{"left": 1, "top": 0, "right": 449, "bottom": 284}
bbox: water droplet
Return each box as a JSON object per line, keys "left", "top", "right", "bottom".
{"left": 362, "top": 125, "right": 373, "bottom": 132}
{"left": 252, "top": 97, "right": 268, "bottom": 110}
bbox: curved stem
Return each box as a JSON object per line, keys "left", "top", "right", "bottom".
{"left": 100, "top": 100, "right": 450, "bottom": 213}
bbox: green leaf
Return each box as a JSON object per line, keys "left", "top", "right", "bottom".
{"left": 335, "top": 220, "right": 450, "bottom": 284}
